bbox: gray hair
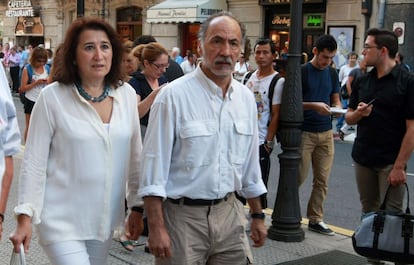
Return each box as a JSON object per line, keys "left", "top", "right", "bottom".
{"left": 198, "top": 11, "right": 246, "bottom": 47}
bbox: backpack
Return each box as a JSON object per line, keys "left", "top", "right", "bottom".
{"left": 19, "top": 64, "right": 50, "bottom": 104}
{"left": 243, "top": 71, "right": 283, "bottom": 141}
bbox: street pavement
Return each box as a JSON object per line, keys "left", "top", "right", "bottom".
{"left": 0, "top": 96, "right": 378, "bottom": 264}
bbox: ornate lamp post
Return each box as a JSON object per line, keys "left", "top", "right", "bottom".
{"left": 267, "top": 0, "right": 305, "bottom": 242}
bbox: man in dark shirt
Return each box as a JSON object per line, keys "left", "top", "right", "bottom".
{"left": 299, "top": 34, "right": 341, "bottom": 236}
{"left": 345, "top": 28, "right": 414, "bottom": 265}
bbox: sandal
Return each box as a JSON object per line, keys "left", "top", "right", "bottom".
{"left": 119, "top": 235, "right": 134, "bottom": 252}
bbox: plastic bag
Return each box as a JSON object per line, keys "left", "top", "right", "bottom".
{"left": 9, "top": 244, "right": 26, "bottom": 265}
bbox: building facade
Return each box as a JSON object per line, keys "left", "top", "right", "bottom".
{"left": 0, "top": 0, "right": 412, "bottom": 67}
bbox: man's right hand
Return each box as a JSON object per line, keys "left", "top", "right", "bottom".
{"left": 148, "top": 225, "right": 172, "bottom": 258}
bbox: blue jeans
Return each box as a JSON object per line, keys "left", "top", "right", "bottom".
{"left": 336, "top": 98, "right": 348, "bottom": 131}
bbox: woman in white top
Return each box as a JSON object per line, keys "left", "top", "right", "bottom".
{"left": 233, "top": 53, "right": 251, "bottom": 82}
{"left": 10, "top": 17, "right": 144, "bottom": 265}
{"left": 19, "top": 46, "right": 50, "bottom": 142}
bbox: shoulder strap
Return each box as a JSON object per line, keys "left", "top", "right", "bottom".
{"left": 45, "top": 64, "right": 50, "bottom": 74}
{"left": 329, "top": 66, "right": 339, "bottom": 90}
{"left": 26, "top": 64, "right": 33, "bottom": 84}
{"left": 242, "top": 70, "right": 254, "bottom": 85}
{"left": 268, "top": 73, "right": 282, "bottom": 111}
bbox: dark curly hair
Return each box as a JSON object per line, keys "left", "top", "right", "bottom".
{"left": 53, "top": 17, "right": 125, "bottom": 88}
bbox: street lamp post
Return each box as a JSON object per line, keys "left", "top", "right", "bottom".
{"left": 267, "top": 0, "right": 305, "bottom": 242}
{"left": 77, "top": 0, "right": 84, "bottom": 17}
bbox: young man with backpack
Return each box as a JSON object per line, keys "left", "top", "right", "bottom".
{"left": 244, "top": 38, "right": 285, "bottom": 209}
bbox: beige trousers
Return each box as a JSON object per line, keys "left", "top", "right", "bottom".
{"left": 156, "top": 193, "right": 253, "bottom": 265}
{"left": 298, "top": 130, "right": 334, "bottom": 223}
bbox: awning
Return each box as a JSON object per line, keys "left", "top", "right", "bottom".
{"left": 146, "top": 0, "right": 227, "bottom": 23}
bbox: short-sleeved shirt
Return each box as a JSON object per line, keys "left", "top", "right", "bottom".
{"left": 349, "top": 65, "right": 414, "bottom": 167}
{"left": 245, "top": 71, "right": 284, "bottom": 144}
{"left": 301, "top": 63, "right": 340, "bottom": 132}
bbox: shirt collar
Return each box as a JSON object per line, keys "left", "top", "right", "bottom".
{"left": 195, "top": 65, "right": 234, "bottom": 100}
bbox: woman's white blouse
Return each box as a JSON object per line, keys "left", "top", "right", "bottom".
{"left": 14, "top": 81, "right": 142, "bottom": 244}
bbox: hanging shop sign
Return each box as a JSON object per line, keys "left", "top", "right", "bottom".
{"left": 6, "top": 0, "right": 34, "bottom": 17}
{"left": 15, "top": 16, "right": 44, "bottom": 36}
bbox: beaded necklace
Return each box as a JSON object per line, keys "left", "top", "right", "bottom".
{"left": 75, "top": 81, "right": 110, "bottom": 103}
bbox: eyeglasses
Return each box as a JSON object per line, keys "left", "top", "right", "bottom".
{"left": 151, "top": 62, "right": 169, "bottom": 69}
{"left": 363, "top": 44, "right": 379, "bottom": 50}
{"left": 36, "top": 59, "right": 46, "bottom": 63}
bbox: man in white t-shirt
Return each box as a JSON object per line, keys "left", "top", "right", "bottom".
{"left": 336, "top": 51, "right": 358, "bottom": 134}
{"left": 179, "top": 52, "right": 196, "bottom": 74}
{"left": 245, "top": 38, "right": 285, "bottom": 208}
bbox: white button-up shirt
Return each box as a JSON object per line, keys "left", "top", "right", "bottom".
{"left": 14, "top": 81, "right": 142, "bottom": 244}
{"left": 0, "top": 65, "right": 21, "bottom": 179}
{"left": 139, "top": 66, "right": 266, "bottom": 200}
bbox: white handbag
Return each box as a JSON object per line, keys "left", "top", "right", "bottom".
{"left": 9, "top": 244, "right": 26, "bottom": 265}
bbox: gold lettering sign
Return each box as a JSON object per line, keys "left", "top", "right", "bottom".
{"left": 272, "top": 16, "right": 290, "bottom": 27}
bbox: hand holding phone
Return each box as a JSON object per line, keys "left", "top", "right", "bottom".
{"left": 366, "top": 98, "right": 375, "bottom": 105}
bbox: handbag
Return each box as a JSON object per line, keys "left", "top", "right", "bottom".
{"left": 340, "top": 84, "right": 349, "bottom": 99}
{"left": 9, "top": 244, "right": 26, "bottom": 265}
{"left": 352, "top": 183, "right": 414, "bottom": 263}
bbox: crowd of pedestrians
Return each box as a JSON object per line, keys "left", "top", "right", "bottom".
{"left": 0, "top": 9, "right": 413, "bottom": 265}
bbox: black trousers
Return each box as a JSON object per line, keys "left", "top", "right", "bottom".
{"left": 235, "top": 144, "right": 271, "bottom": 209}
{"left": 259, "top": 144, "right": 271, "bottom": 209}
{"left": 10, "top": 66, "right": 20, "bottom": 93}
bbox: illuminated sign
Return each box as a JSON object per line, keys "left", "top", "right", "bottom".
{"left": 6, "top": 0, "right": 34, "bottom": 17}
{"left": 304, "top": 14, "right": 324, "bottom": 28}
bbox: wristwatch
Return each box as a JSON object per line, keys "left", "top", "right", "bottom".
{"left": 264, "top": 140, "right": 274, "bottom": 149}
{"left": 250, "top": 212, "right": 265, "bottom": 220}
{"left": 131, "top": 206, "right": 144, "bottom": 213}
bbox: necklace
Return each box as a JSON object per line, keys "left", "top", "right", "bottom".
{"left": 75, "top": 81, "right": 110, "bottom": 102}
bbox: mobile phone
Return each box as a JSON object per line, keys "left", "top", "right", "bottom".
{"left": 366, "top": 98, "right": 376, "bottom": 105}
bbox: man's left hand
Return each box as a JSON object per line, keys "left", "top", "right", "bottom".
{"left": 388, "top": 167, "right": 406, "bottom": 186}
{"left": 249, "top": 219, "right": 267, "bottom": 247}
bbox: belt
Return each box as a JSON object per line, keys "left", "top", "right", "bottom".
{"left": 168, "top": 193, "right": 232, "bottom": 206}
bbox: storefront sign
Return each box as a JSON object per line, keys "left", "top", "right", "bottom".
{"left": 200, "top": 8, "right": 222, "bottom": 16}
{"left": 272, "top": 15, "right": 290, "bottom": 27}
{"left": 6, "top": 0, "right": 34, "bottom": 17}
{"left": 153, "top": 8, "right": 222, "bottom": 19}
{"left": 260, "top": 0, "right": 323, "bottom": 4}
{"left": 156, "top": 9, "right": 188, "bottom": 17}
{"left": 304, "top": 14, "right": 324, "bottom": 28}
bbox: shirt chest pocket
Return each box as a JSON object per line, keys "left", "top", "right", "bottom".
{"left": 231, "top": 119, "right": 254, "bottom": 165}
{"left": 179, "top": 120, "right": 217, "bottom": 168}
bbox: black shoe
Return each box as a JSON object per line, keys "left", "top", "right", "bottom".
{"left": 339, "top": 131, "right": 345, "bottom": 141}
{"left": 308, "top": 221, "right": 335, "bottom": 236}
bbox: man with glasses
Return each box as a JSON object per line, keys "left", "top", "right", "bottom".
{"left": 299, "top": 34, "right": 341, "bottom": 236}
{"left": 345, "top": 28, "right": 414, "bottom": 265}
